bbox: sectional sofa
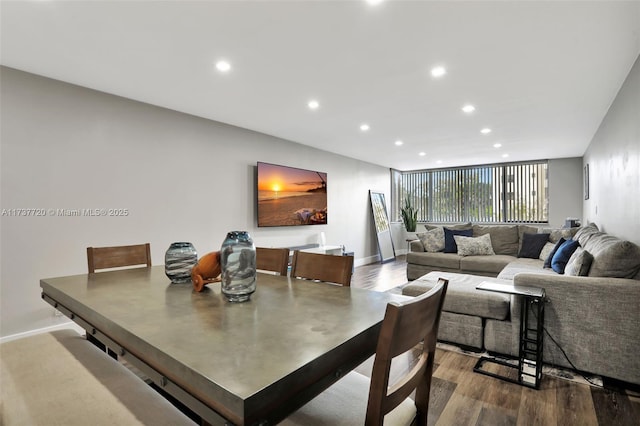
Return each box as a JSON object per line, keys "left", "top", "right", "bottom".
{"left": 403, "top": 222, "right": 640, "bottom": 386}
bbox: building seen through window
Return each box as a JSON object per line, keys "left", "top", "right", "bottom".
{"left": 392, "top": 161, "right": 549, "bottom": 224}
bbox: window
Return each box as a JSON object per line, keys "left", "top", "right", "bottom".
{"left": 392, "top": 161, "right": 548, "bottom": 223}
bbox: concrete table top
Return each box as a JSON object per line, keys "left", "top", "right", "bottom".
{"left": 41, "top": 266, "right": 407, "bottom": 425}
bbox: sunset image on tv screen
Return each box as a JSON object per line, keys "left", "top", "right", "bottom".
{"left": 257, "top": 162, "right": 327, "bottom": 227}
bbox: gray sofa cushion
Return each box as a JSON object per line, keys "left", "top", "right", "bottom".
{"left": 426, "top": 222, "right": 472, "bottom": 231}
{"left": 541, "top": 226, "right": 581, "bottom": 244}
{"left": 460, "top": 255, "right": 515, "bottom": 275}
{"left": 406, "top": 252, "right": 461, "bottom": 270}
{"left": 574, "top": 222, "right": 600, "bottom": 246}
{"left": 580, "top": 231, "right": 640, "bottom": 278}
{"left": 404, "top": 272, "right": 510, "bottom": 320}
{"left": 497, "top": 258, "right": 556, "bottom": 280}
{"left": 437, "top": 311, "right": 484, "bottom": 349}
{"left": 473, "top": 225, "right": 519, "bottom": 256}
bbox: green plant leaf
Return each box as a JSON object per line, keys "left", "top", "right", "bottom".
{"left": 400, "top": 197, "right": 418, "bottom": 232}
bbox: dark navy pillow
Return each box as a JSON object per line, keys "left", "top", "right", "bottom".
{"left": 544, "top": 237, "right": 565, "bottom": 268}
{"left": 518, "top": 233, "right": 551, "bottom": 259}
{"left": 551, "top": 239, "right": 580, "bottom": 274}
{"left": 443, "top": 228, "right": 473, "bottom": 253}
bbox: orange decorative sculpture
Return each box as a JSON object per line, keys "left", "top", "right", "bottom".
{"left": 191, "top": 251, "right": 222, "bottom": 292}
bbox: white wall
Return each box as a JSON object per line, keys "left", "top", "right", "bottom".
{"left": 0, "top": 67, "right": 390, "bottom": 337}
{"left": 583, "top": 55, "right": 640, "bottom": 246}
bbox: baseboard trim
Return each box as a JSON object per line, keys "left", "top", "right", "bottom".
{"left": 0, "top": 321, "right": 85, "bottom": 344}
{"left": 354, "top": 254, "right": 380, "bottom": 267}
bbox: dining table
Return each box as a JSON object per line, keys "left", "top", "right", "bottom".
{"left": 40, "top": 265, "right": 408, "bottom": 425}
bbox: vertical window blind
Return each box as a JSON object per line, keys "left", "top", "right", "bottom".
{"left": 392, "top": 161, "right": 548, "bottom": 223}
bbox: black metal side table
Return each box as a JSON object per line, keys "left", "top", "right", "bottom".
{"left": 473, "top": 282, "right": 545, "bottom": 389}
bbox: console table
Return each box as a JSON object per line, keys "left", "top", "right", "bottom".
{"left": 474, "top": 282, "right": 545, "bottom": 389}
{"left": 287, "top": 243, "right": 343, "bottom": 256}
{"left": 299, "top": 245, "right": 343, "bottom": 255}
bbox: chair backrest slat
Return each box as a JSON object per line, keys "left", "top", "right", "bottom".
{"left": 256, "top": 247, "right": 290, "bottom": 276}
{"left": 366, "top": 278, "right": 448, "bottom": 425}
{"left": 290, "top": 251, "right": 353, "bottom": 286}
{"left": 87, "top": 243, "right": 152, "bottom": 273}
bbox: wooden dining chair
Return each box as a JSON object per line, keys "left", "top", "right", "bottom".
{"left": 87, "top": 243, "right": 152, "bottom": 273}
{"left": 256, "top": 247, "right": 290, "bottom": 276}
{"left": 290, "top": 250, "right": 354, "bottom": 286}
{"left": 281, "top": 278, "right": 449, "bottom": 426}
{"left": 85, "top": 243, "right": 152, "bottom": 357}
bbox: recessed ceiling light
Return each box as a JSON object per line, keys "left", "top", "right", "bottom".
{"left": 308, "top": 100, "right": 320, "bottom": 110}
{"left": 437, "top": 160, "right": 443, "bottom": 164}
{"left": 493, "top": 143, "right": 502, "bottom": 148}
{"left": 462, "top": 104, "right": 475, "bottom": 113}
{"left": 365, "top": 0, "right": 385, "bottom": 5}
{"left": 215, "top": 60, "right": 231, "bottom": 73}
{"left": 502, "top": 153, "right": 509, "bottom": 158}
{"left": 419, "top": 152, "right": 426, "bottom": 156}
{"left": 431, "top": 66, "right": 446, "bottom": 78}
{"left": 394, "top": 140, "right": 403, "bottom": 146}
{"left": 480, "top": 128, "right": 492, "bottom": 135}
{"left": 360, "top": 124, "right": 370, "bottom": 132}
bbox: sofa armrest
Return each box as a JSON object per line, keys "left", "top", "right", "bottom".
{"left": 513, "top": 273, "right": 640, "bottom": 334}
{"left": 513, "top": 272, "right": 640, "bottom": 383}
{"left": 410, "top": 240, "right": 424, "bottom": 252}
{"left": 513, "top": 272, "right": 640, "bottom": 309}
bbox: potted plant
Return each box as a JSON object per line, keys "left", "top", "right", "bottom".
{"left": 400, "top": 197, "right": 418, "bottom": 240}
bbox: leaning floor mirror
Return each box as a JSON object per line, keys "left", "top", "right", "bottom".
{"left": 369, "top": 190, "right": 396, "bottom": 263}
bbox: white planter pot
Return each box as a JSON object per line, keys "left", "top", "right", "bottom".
{"left": 404, "top": 230, "right": 418, "bottom": 241}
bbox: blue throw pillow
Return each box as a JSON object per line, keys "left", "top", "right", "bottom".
{"left": 544, "top": 237, "right": 565, "bottom": 269}
{"left": 444, "top": 228, "right": 473, "bottom": 253}
{"left": 551, "top": 239, "right": 580, "bottom": 274}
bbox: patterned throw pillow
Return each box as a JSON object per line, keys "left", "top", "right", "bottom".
{"left": 539, "top": 242, "right": 556, "bottom": 262}
{"left": 565, "top": 248, "right": 594, "bottom": 276}
{"left": 417, "top": 227, "right": 445, "bottom": 252}
{"left": 453, "top": 233, "right": 495, "bottom": 256}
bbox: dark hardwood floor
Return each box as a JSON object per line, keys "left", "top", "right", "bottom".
{"left": 350, "top": 256, "right": 640, "bottom": 426}
{"left": 350, "top": 254, "right": 410, "bottom": 291}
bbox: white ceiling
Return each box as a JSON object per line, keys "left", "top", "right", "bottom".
{"left": 2, "top": 1, "right": 639, "bottom": 171}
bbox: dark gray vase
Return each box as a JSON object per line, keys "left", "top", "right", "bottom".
{"left": 165, "top": 242, "right": 197, "bottom": 283}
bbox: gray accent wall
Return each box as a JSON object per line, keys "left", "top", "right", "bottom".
{"left": 548, "top": 157, "right": 584, "bottom": 228}
{"left": 583, "top": 55, "right": 640, "bottom": 247}
{"left": 0, "top": 67, "right": 390, "bottom": 337}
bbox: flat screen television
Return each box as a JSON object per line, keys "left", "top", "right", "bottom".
{"left": 257, "top": 162, "right": 327, "bottom": 227}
